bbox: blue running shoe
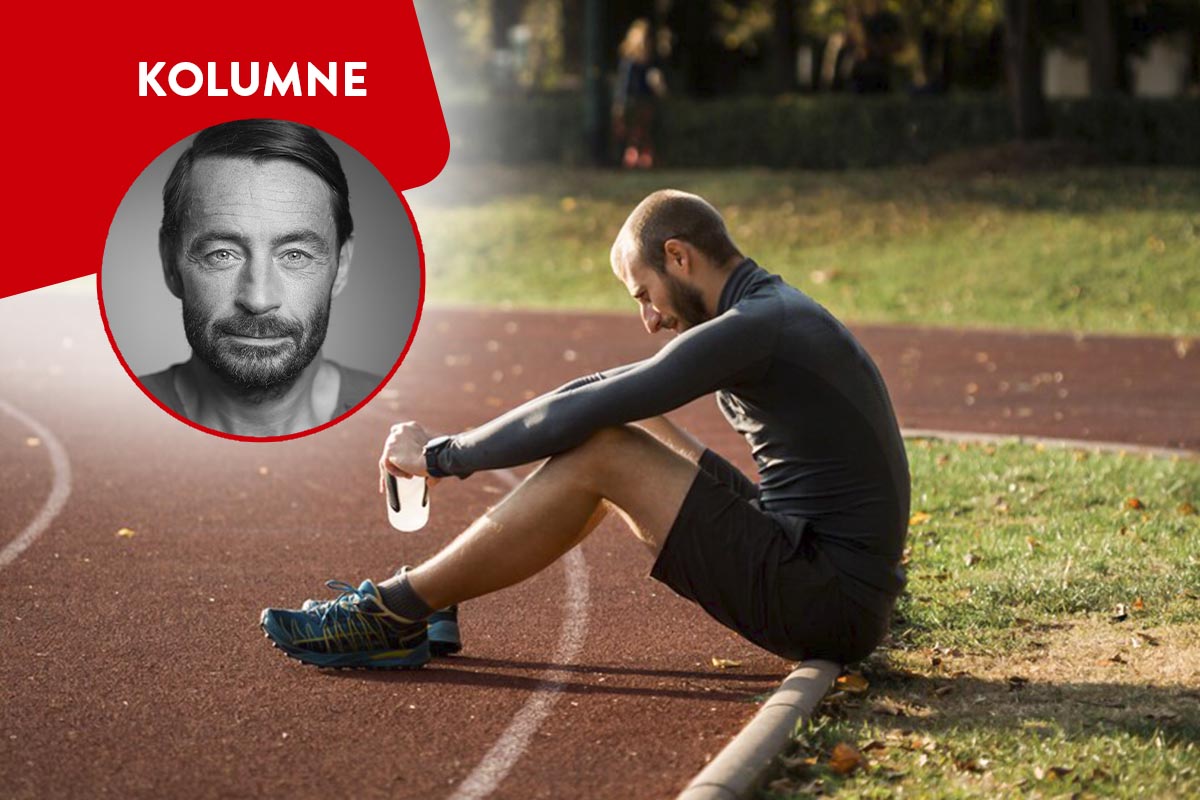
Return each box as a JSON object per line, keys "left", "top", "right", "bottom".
{"left": 300, "top": 600, "right": 461, "bottom": 656}
{"left": 428, "top": 605, "right": 462, "bottom": 656}
{"left": 261, "top": 580, "right": 429, "bottom": 669}
{"left": 303, "top": 588, "right": 462, "bottom": 657}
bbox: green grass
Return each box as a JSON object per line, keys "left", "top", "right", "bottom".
{"left": 761, "top": 438, "right": 1200, "bottom": 799}
{"left": 409, "top": 166, "right": 1200, "bottom": 336}
{"left": 900, "top": 439, "right": 1199, "bottom": 650}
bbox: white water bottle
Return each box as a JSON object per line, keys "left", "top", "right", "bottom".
{"left": 385, "top": 474, "right": 430, "bottom": 532}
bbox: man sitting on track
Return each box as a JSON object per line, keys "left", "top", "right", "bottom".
{"left": 261, "top": 190, "right": 911, "bottom": 669}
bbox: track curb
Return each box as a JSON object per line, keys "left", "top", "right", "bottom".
{"left": 675, "top": 660, "right": 840, "bottom": 800}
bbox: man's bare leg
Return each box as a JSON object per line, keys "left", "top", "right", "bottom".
{"left": 406, "top": 424, "right": 700, "bottom": 610}
{"left": 634, "top": 414, "right": 706, "bottom": 463}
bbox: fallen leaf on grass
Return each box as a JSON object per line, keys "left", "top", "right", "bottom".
{"left": 769, "top": 777, "right": 824, "bottom": 795}
{"left": 870, "top": 697, "right": 914, "bottom": 717}
{"left": 908, "top": 511, "right": 932, "bottom": 526}
{"left": 1131, "top": 631, "right": 1160, "bottom": 647}
{"left": 1132, "top": 597, "right": 1145, "bottom": 611}
{"left": 963, "top": 552, "right": 981, "bottom": 567}
{"left": 710, "top": 657, "right": 742, "bottom": 669}
{"left": 115, "top": 528, "right": 136, "bottom": 539}
{"left": 1034, "top": 765, "right": 1073, "bottom": 781}
{"left": 955, "top": 756, "right": 991, "bottom": 773}
{"left": 861, "top": 740, "right": 888, "bottom": 752}
{"left": 828, "top": 742, "right": 864, "bottom": 775}
{"left": 1178, "top": 502, "right": 1197, "bottom": 516}
{"left": 835, "top": 673, "right": 869, "bottom": 693}
{"left": 1145, "top": 709, "right": 1179, "bottom": 721}
{"left": 1125, "top": 497, "right": 1144, "bottom": 510}
{"left": 778, "top": 753, "right": 819, "bottom": 771}
{"left": 1025, "top": 536, "right": 1041, "bottom": 553}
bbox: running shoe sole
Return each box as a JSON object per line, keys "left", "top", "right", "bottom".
{"left": 260, "top": 609, "right": 430, "bottom": 670}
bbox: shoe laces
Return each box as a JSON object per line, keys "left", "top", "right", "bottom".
{"left": 300, "top": 580, "right": 398, "bottom": 652}
{"left": 315, "top": 580, "right": 374, "bottom": 623}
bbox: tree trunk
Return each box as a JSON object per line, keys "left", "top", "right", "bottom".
{"left": 1003, "top": 0, "right": 1049, "bottom": 139}
{"left": 773, "top": 0, "right": 797, "bottom": 93}
{"left": 1082, "top": 0, "right": 1121, "bottom": 96}
{"left": 583, "top": 0, "right": 608, "bottom": 165}
{"left": 492, "top": 0, "right": 525, "bottom": 51}
{"left": 561, "top": 0, "right": 583, "bottom": 76}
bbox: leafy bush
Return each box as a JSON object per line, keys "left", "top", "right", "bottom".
{"left": 440, "top": 93, "right": 1200, "bottom": 167}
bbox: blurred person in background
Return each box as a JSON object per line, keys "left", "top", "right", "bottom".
{"left": 612, "top": 18, "right": 667, "bottom": 169}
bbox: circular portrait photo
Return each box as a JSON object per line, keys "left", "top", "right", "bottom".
{"left": 100, "top": 119, "right": 422, "bottom": 440}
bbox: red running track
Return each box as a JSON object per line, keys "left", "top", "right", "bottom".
{"left": 0, "top": 290, "right": 1195, "bottom": 800}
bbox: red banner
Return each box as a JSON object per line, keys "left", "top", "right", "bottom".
{"left": 3, "top": 2, "right": 447, "bottom": 300}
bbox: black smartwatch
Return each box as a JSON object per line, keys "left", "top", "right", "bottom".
{"left": 423, "top": 435, "right": 453, "bottom": 479}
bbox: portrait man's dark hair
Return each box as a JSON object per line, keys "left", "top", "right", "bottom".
{"left": 160, "top": 118, "right": 354, "bottom": 262}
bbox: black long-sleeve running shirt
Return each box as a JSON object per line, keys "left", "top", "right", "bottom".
{"left": 430, "top": 260, "right": 911, "bottom": 609}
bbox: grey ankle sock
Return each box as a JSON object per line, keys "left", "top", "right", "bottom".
{"left": 377, "top": 570, "right": 433, "bottom": 621}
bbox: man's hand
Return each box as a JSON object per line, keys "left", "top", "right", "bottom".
{"left": 378, "top": 421, "right": 442, "bottom": 493}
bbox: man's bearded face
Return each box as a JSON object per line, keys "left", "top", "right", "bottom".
{"left": 183, "top": 297, "right": 329, "bottom": 390}
{"left": 169, "top": 156, "right": 343, "bottom": 392}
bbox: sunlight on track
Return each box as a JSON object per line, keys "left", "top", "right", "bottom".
{"left": 448, "top": 468, "right": 591, "bottom": 800}
{"left": 0, "top": 399, "right": 71, "bottom": 570}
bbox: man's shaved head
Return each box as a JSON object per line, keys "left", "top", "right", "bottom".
{"left": 613, "top": 190, "right": 742, "bottom": 273}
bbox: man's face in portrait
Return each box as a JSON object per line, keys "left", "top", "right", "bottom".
{"left": 163, "top": 157, "right": 350, "bottom": 391}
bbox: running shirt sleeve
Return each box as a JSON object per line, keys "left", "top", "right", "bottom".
{"left": 430, "top": 306, "right": 777, "bottom": 477}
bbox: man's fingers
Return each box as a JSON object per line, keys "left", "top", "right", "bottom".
{"left": 384, "top": 456, "right": 413, "bottom": 480}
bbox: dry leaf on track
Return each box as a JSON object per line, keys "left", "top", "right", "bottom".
{"left": 710, "top": 657, "right": 742, "bottom": 669}
{"left": 115, "top": 527, "right": 136, "bottom": 539}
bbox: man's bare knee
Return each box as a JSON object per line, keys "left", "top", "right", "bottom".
{"left": 551, "top": 425, "right": 650, "bottom": 492}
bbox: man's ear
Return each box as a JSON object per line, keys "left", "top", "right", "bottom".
{"left": 331, "top": 235, "right": 354, "bottom": 299}
{"left": 663, "top": 238, "right": 690, "bottom": 277}
{"left": 158, "top": 228, "right": 184, "bottom": 299}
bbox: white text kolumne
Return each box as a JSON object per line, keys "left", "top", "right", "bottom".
{"left": 139, "top": 62, "right": 367, "bottom": 97}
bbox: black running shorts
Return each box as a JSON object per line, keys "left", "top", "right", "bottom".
{"left": 651, "top": 449, "right": 888, "bottom": 664}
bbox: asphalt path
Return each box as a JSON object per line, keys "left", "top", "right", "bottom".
{"left": 1, "top": 289, "right": 1195, "bottom": 800}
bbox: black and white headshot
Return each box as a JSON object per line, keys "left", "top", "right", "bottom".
{"left": 102, "top": 119, "right": 421, "bottom": 438}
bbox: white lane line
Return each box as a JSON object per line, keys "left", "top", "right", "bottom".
{"left": 447, "top": 468, "right": 591, "bottom": 800}
{"left": 0, "top": 399, "right": 72, "bottom": 570}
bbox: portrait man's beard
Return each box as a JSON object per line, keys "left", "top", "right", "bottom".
{"left": 666, "top": 274, "right": 711, "bottom": 331}
{"left": 183, "top": 300, "right": 330, "bottom": 397}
